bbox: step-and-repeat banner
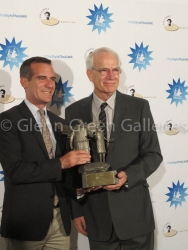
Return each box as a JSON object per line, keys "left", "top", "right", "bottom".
{"left": 0, "top": 0, "right": 188, "bottom": 249}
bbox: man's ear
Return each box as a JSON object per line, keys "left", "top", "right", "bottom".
{"left": 20, "top": 77, "right": 28, "bottom": 89}
{"left": 86, "top": 69, "right": 93, "bottom": 82}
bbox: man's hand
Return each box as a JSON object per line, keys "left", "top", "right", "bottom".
{"left": 103, "top": 171, "right": 128, "bottom": 191}
{"left": 74, "top": 216, "right": 87, "bottom": 236}
{"left": 59, "top": 150, "right": 91, "bottom": 169}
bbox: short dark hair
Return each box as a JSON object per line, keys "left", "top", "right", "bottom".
{"left": 20, "top": 56, "right": 52, "bottom": 81}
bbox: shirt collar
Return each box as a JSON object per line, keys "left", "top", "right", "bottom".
{"left": 93, "top": 91, "right": 116, "bottom": 111}
{"left": 24, "top": 99, "right": 48, "bottom": 118}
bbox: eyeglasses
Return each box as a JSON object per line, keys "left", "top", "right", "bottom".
{"left": 92, "top": 68, "right": 121, "bottom": 76}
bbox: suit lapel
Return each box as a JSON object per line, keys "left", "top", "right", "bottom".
{"left": 78, "top": 94, "right": 93, "bottom": 124}
{"left": 19, "top": 101, "right": 49, "bottom": 158}
{"left": 107, "top": 91, "right": 127, "bottom": 156}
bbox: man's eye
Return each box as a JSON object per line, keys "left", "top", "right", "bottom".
{"left": 113, "top": 68, "right": 119, "bottom": 72}
{"left": 38, "top": 76, "right": 45, "bottom": 80}
{"left": 101, "top": 69, "right": 108, "bottom": 73}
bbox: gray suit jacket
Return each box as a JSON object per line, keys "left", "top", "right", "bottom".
{"left": 65, "top": 91, "right": 162, "bottom": 241}
{"left": 0, "top": 101, "right": 73, "bottom": 240}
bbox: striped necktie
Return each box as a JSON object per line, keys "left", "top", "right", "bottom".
{"left": 99, "top": 102, "right": 108, "bottom": 142}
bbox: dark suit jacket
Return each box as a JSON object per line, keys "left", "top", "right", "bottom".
{"left": 0, "top": 101, "right": 73, "bottom": 241}
{"left": 65, "top": 91, "right": 163, "bottom": 241}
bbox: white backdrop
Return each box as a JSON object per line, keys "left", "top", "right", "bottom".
{"left": 0, "top": 0, "right": 188, "bottom": 249}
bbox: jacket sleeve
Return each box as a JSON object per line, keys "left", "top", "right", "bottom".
{"left": 124, "top": 100, "right": 163, "bottom": 189}
{"left": 0, "top": 111, "right": 62, "bottom": 184}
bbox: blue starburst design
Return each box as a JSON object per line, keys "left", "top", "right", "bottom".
{"left": 0, "top": 171, "right": 4, "bottom": 181}
{"left": 86, "top": 4, "right": 114, "bottom": 34}
{"left": 50, "top": 77, "right": 73, "bottom": 109}
{"left": 0, "top": 37, "right": 28, "bottom": 70}
{"left": 166, "top": 181, "right": 188, "bottom": 208}
{"left": 128, "top": 42, "right": 153, "bottom": 71}
{"left": 166, "top": 78, "right": 188, "bottom": 107}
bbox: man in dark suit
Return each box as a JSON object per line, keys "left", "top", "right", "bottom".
{"left": 65, "top": 47, "right": 162, "bottom": 250}
{"left": 0, "top": 57, "right": 90, "bottom": 250}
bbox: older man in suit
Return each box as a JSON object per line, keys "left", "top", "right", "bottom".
{"left": 65, "top": 47, "right": 162, "bottom": 250}
{"left": 0, "top": 57, "right": 90, "bottom": 250}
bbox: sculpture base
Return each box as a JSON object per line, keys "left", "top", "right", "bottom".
{"left": 82, "top": 170, "right": 118, "bottom": 188}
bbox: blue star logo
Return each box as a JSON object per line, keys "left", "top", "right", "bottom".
{"left": 50, "top": 77, "right": 73, "bottom": 109}
{"left": 128, "top": 42, "right": 153, "bottom": 71}
{"left": 0, "top": 37, "right": 28, "bottom": 70}
{"left": 86, "top": 4, "right": 114, "bottom": 34}
{"left": 166, "top": 181, "right": 188, "bottom": 208}
{"left": 166, "top": 78, "right": 188, "bottom": 106}
{"left": 0, "top": 171, "right": 4, "bottom": 181}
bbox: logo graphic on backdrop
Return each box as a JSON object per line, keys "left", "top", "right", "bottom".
{"left": 163, "top": 223, "right": 178, "bottom": 237}
{"left": 126, "top": 86, "right": 143, "bottom": 98}
{"left": 39, "top": 8, "right": 75, "bottom": 26}
{"left": 40, "top": 9, "right": 59, "bottom": 25}
{"left": 164, "top": 120, "right": 179, "bottom": 135}
{"left": 0, "top": 171, "right": 4, "bottom": 181}
{"left": 128, "top": 42, "right": 153, "bottom": 71}
{"left": 166, "top": 181, "right": 188, "bottom": 208}
{"left": 163, "top": 16, "right": 188, "bottom": 31}
{"left": 166, "top": 78, "right": 188, "bottom": 106}
{"left": 0, "top": 85, "right": 15, "bottom": 104}
{"left": 163, "top": 16, "right": 179, "bottom": 31}
{"left": 86, "top": 4, "right": 114, "bottom": 34}
{"left": 0, "top": 37, "right": 28, "bottom": 70}
{"left": 163, "top": 223, "right": 188, "bottom": 237}
{"left": 0, "top": 162, "right": 4, "bottom": 181}
{"left": 50, "top": 77, "right": 73, "bottom": 109}
{"left": 84, "top": 48, "right": 94, "bottom": 58}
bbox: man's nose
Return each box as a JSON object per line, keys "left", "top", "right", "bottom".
{"left": 106, "top": 70, "right": 116, "bottom": 78}
{"left": 45, "top": 79, "right": 55, "bottom": 87}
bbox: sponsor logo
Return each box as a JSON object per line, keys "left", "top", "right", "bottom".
{"left": 0, "top": 164, "right": 4, "bottom": 181}
{"left": 166, "top": 160, "right": 188, "bottom": 165}
{"left": 166, "top": 78, "right": 188, "bottom": 106}
{"left": 128, "top": 20, "right": 153, "bottom": 25}
{"left": 163, "top": 223, "right": 188, "bottom": 237}
{"left": 0, "top": 37, "right": 28, "bottom": 70}
{"left": 126, "top": 86, "right": 143, "bottom": 98}
{"left": 50, "top": 77, "right": 73, "bottom": 109}
{"left": 84, "top": 48, "right": 94, "bottom": 58}
{"left": 166, "top": 181, "right": 188, "bottom": 208}
{"left": 86, "top": 4, "right": 114, "bottom": 34}
{"left": 0, "top": 13, "right": 27, "bottom": 18}
{"left": 39, "top": 8, "right": 75, "bottom": 26}
{"left": 0, "top": 171, "right": 4, "bottom": 181}
{"left": 0, "top": 86, "right": 15, "bottom": 104}
{"left": 44, "top": 54, "right": 73, "bottom": 60}
{"left": 163, "top": 15, "right": 188, "bottom": 31}
{"left": 163, "top": 16, "right": 179, "bottom": 31}
{"left": 164, "top": 120, "right": 179, "bottom": 135}
{"left": 128, "top": 42, "right": 153, "bottom": 71}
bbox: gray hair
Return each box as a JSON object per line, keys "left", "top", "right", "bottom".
{"left": 86, "top": 47, "right": 122, "bottom": 70}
